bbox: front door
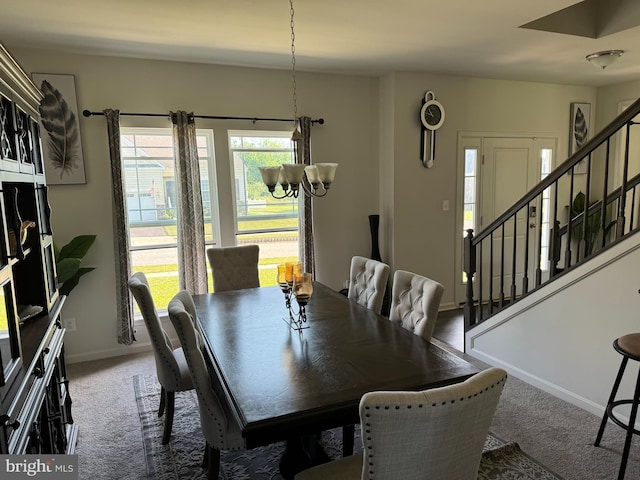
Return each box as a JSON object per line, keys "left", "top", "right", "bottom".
{"left": 456, "top": 135, "right": 556, "bottom": 306}
{"left": 479, "top": 137, "right": 542, "bottom": 301}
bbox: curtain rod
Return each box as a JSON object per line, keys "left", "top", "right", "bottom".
{"left": 82, "top": 109, "right": 324, "bottom": 125}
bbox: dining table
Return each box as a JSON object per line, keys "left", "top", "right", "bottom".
{"left": 193, "top": 282, "right": 480, "bottom": 479}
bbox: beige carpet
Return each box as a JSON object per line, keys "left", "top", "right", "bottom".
{"left": 66, "top": 346, "right": 640, "bottom": 480}
{"left": 135, "top": 373, "right": 562, "bottom": 479}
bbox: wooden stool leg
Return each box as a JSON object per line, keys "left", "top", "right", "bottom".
{"left": 595, "top": 357, "right": 628, "bottom": 446}
{"left": 618, "top": 367, "right": 640, "bottom": 480}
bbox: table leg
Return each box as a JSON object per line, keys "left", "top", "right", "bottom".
{"left": 279, "top": 434, "right": 330, "bottom": 480}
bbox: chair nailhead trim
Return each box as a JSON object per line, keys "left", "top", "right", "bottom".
{"left": 362, "top": 374, "right": 507, "bottom": 479}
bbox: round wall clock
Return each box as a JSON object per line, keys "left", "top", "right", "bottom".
{"left": 420, "top": 92, "right": 445, "bottom": 131}
{"left": 419, "top": 91, "right": 445, "bottom": 168}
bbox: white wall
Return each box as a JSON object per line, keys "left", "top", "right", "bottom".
{"left": 12, "top": 48, "right": 379, "bottom": 362}
{"left": 9, "top": 46, "right": 607, "bottom": 363}
{"left": 381, "top": 73, "right": 595, "bottom": 308}
{"left": 467, "top": 232, "right": 640, "bottom": 418}
{"left": 596, "top": 79, "right": 640, "bottom": 132}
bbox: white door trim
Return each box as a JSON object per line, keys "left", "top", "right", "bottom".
{"left": 454, "top": 132, "right": 558, "bottom": 306}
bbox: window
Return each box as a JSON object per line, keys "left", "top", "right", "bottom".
{"left": 121, "top": 127, "right": 219, "bottom": 311}
{"left": 228, "top": 131, "right": 300, "bottom": 286}
{"left": 461, "top": 147, "right": 478, "bottom": 283}
{"left": 539, "top": 148, "right": 553, "bottom": 271}
{"left": 463, "top": 148, "right": 478, "bottom": 235}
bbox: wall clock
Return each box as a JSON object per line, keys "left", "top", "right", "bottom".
{"left": 420, "top": 91, "right": 445, "bottom": 168}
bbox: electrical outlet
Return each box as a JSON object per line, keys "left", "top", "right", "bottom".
{"left": 63, "top": 317, "right": 76, "bottom": 332}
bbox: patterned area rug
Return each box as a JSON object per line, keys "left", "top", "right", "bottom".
{"left": 134, "top": 374, "right": 564, "bottom": 479}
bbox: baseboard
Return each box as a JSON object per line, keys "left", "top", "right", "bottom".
{"left": 65, "top": 341, "right": 154, "bottom": 364}
{"left": 468, "top": 347, "right": 606, "bottom": 419}
{"left": 65, "top": 317, "right": 179, "bottom": 364}
{"left": 439, "top": 301, "right": 459, "bottom": 311}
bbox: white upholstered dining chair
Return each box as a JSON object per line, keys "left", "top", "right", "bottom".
{"left": 127, "top": 272, "right": 193, "bottom": 444}
{"left": 168, "top": 290, "right": 245, "bottom": 479}
{"left": 296, "top": 366, "right": 507, "bottom": 480}
{"left": 207, "top": 244, "right": 260, "bottom": 292}
{"left": 388, "top": 269, "right": 444, "bottom": 342}
{"left": 347, "top": 256, "right": 390, "bottom": 314}
{"left": 343, "top": 256, "right": 391, "bottom": 455}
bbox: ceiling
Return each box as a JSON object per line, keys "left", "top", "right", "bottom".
{"left": 1, "top": 0, "right": 640, "bottom": 87}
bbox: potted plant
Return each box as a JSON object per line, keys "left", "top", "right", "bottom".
{"left": 570, "top": 192, "right": 616, "bottom": 256}
{"left": 55, "top": 235, "right": 96, "bottom": 296}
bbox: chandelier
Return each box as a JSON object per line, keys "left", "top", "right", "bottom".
{"left": 258, "top": 0, "right": 337, "bottom": 199}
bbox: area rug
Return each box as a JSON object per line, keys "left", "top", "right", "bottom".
{"left": 134, "top": 374, "right": 564, "bottom": 479}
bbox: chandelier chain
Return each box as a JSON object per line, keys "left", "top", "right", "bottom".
{"left": 290, "top": 0, "right": 297, "bottom": 125}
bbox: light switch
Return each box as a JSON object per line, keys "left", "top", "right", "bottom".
{"left": 442, "top": 200, "right": 450, "bottom": 211}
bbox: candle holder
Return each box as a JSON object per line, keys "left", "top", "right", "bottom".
{"left": 278, "top": 262, "right": 307, "bottom": 328}
{"left": 290, "top": 272, "right": 313, "bottom": 331}
{"left": 277, "top": 264, "right": 312, "bottom": 331}
{"left": 277, "top": 263, "right": 295, "bottom": 320}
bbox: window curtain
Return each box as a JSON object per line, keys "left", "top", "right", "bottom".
{"left": 170, "top": 111, "right": 208, "bottom": 295}
{"left": 104, "top": 109, "right": 136, "bottom": 345}
{"left": 295, "top": 116, "right": 315, "bottom": 276}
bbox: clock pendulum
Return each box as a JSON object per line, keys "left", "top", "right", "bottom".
{"left": 419, "top": 91, "right": 445, "bottom": 168}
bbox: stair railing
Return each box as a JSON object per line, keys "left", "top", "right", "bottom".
{"left": 464, "top": 98, "right": 640, "bottom": 330}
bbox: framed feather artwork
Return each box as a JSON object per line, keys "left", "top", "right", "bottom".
{"left": 31, "top": 73, "right": 86, "bottom": 184}
{"left": 570, "top": 102, "right": 590, "bottom": 174}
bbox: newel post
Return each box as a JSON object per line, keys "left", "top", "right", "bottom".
{"left": 463, "top": 229, "right": 476, "bottom": 330}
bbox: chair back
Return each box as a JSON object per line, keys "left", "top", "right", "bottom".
{"left": 347, "top": 256, "right": 390, "bottom": 314}
{"left": 167, "top": 290, "right": 244, "bottom": 450}
{"left": 207, "top": 245, "right": 260, "bottom": 292}
{"left": 359, "top": 366, "right": 507, "bottom": 480}
{"left": 128, "top": 272, "right": 188, "bottom": 391}
{"left": 388, "top": 270, "right": 444, "bottom": 341}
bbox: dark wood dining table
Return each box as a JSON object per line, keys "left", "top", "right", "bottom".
{"left": 193, "top": 282, "right": 480, "bottom": 478}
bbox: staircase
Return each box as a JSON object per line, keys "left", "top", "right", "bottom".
{"left": 464, "top": 98, "right": 640, "bottom": 330}
{"left": 463, "top": 98, "right": 640, "bottom": 417}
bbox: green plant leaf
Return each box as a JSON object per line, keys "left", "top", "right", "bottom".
{"left": 57, "top": 257, "right": 81, "bottom": 284}
{"left": 59, "top": 267, "right": 95, "bottom": 296}
{"left": 58, "top": 235, "right": 96, "bottom": 261}
{"left": 59, "top": 275, "right": 79, "bottom": 296}
{"left": 571, "top": 191, "right": 586, "bottom": 217}
{"left": 55, "top": 234, "right": 96, "bottom": 297}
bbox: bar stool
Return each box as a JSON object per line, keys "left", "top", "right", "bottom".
{"left": 595, "top": 333, "right": 640, "bottom": 480}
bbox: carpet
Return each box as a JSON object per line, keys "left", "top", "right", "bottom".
{"left": 134, "top": 374, "right": 564, "bottom": 480}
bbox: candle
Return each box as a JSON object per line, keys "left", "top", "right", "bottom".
{"left": 285, "top": 261, "right": 302, "bottom": 284}
{"left": 285, "top": 262, "right": 295, "bottom": 283}
{"left": 277, "top": 263, "right": 288, "bottom": 288}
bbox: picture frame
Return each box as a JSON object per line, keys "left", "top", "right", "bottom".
{"left": 31, "top": 73, "right": 86, "bottom": 185}
{"left": 570, "top": 102, "right": 591, "bottom": 174}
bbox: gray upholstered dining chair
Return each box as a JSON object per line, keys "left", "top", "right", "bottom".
{"left": 168, "top": 290, "right": 245, "bottom": 479}
{"left": 347, "top": 256, "right": 390, "bottom": 314}
{"left": 388, "top": 269, "right": 444, "bottom": 342}
{"left": 296, "top": 366, "right": 508, "bottom": 480}
{"left": 207, "top": 244, "right": 260, "bottom": 292}
{"left": 127, "top": 272, "right": 193, "bottom": 444}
